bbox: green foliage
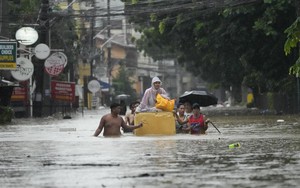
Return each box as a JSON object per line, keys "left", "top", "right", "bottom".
{"left": 289, "top": 60, "right": 300, "bottom": 75}
{"left": 159, "top": 19, "right": 166, "bottom": 34}
{"left": 284, "top": 17, "right": 300, "bottom": 76}
{"left": 8, "top": 0, "right": 40, "bottom": 25}
{"left": 284, "top": 18, "right": 300, "bottom": 54}
{"left": 253, "top": 0, "right": 293, "bottom": 36}
{"left": 243, "top": 72, "right": 265, "bottom": 94}
{"left": 150, "top": 13, "right": 157, "bottom": 22}
{"left": 131, "top": 0, "right": 138, "bottom": 4}
{"left": 112, "top": 65, "right": 137, "bottom": 101}
{"left": 124, "top": 0, "right": 297, "bottom": 97}
{"left": 49, "top": 10, "right": 79, "bottom": 81}
{"left": 0, "top": 106, "right": 14, "bottom": 124}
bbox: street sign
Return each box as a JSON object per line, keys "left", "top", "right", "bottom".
{"left": 51, "top": 81, "right": 75, "bottom": 102}
{"left": 11, "top": 57, "right": 34, "bottom": 81}
{"left": 51, "top": 52, "right": 67, "bottom": 67}
{"left": 0, "top": 41, "right": 17, "bottom": 70}
{"left": 44, "top": 53, "right": 65, "bottom": 76}
{"left": 88, "top": 80, "right": 101, "bottom": 93}
{"left": 15, "top": 27, "right": 38, "bottom": 46}
{"left": 34, "top": 43, "right": 50, "bottom": 60}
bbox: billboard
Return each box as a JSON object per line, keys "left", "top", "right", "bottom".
{"left": 51, "top": 81, "right": 75, "bottom": 102}
{"left": 0, "top": 41, "right": 17, "bottom": 70}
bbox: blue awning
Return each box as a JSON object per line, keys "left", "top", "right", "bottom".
{"left": 99, "top": 80, "right": 110, "bottom": 89}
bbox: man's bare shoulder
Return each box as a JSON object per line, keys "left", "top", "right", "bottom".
{"left": 103, "top": 114, "right": 123, "bottom": 120}
{"left": 101, "top": 113, "right": 112, "bottom": 119}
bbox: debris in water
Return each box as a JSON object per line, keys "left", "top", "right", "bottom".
{"left": 59, "top": 128, "right": 76, "bottom": 132}
{"left": 229, "top": 143, "right": 240, "bottom": 149}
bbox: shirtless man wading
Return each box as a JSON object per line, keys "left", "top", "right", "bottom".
{"left": 93, "top": 103, "right": 143, "bottom": 137}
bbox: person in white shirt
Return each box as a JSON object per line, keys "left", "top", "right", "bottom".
{"left": 136, "top": 76, "right": 169, "bottom": 112}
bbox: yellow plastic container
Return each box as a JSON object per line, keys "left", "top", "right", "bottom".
{"left": 134, "top": 112, "right": 176, "bottom": 136}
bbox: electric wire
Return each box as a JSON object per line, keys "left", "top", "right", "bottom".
{"left": 1, "top": 0, "right": 262, "bottom": 25}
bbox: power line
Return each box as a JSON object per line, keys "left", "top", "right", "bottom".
{"left": 1, "top": 0, "right": 262, "bottom": 21}
{"left": 1, "top": 0, "right": 263, "bottom": 31}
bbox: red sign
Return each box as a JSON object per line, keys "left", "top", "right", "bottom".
{"left": 44, "top": 54, "right": 64, "bottom": 76}
{"left": 51, "top": 81, "right": 75, "bottom": 102}
{"left": 11, "top": 81, "right": 28, "bottom": 101}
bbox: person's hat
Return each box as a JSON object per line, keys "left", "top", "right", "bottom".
{"left": 152, "top": 76, "right": 162, "bottom": 85}
{"left": 192, "top": 103, "right": 200, "bottom": 109}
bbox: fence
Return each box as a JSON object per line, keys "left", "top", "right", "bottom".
{"left": 255, "top": 93, "right": 298, "bottom": 114}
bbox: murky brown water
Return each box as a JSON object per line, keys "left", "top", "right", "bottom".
{"left": 0, "top": 110, "right": 299, "bottom": 187}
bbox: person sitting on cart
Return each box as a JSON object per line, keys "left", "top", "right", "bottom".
{"left": 136, "top": 76, "right": 169, "bottom": 112}
{"left": 183, "top": 103, "right": 210, "bottom": 134}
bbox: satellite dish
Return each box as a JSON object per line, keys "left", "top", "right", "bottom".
{"left": 15, "top": 27, "right": 39, "bottom": 46}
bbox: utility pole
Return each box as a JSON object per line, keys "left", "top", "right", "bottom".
{"left": 107, "top": 0, "right": 112, "bottom": 104}
{"left": 67, "top": 0, "right": 75, "bottom": 82}
{"left": 90, "top": 0, "right": 95, "bottom": 77}
{"left": 296, "top": 0, "right": 300, "bottom": 114}
{"left": 35, "top": 0, "right": 50, "bottom": 117}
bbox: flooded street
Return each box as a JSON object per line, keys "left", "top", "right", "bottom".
{"left": 0, "top": 109, "right": 300, "bottom": 188}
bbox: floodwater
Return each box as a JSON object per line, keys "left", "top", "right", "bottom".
{"left": 0, "top": 109, "right": 299, "bottom": 188}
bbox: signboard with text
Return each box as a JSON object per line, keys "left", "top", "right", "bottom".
{"left": 11, "top": 81, "right": 28, "bottom": 101}
{"left": 0, "top": 41, "right": 17, "bottom": 70}
{"left": 51, "top": 81, "right": 75, "bottom": 102}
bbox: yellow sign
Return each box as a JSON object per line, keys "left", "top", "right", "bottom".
{"left": 0, "top": 42, "right": 17, "bottom": 70}
{"left": 0, "top": 63, "right": 17, "bottom": 69}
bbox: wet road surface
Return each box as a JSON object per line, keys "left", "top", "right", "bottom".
{"left": 0, "top": 109, "right": 299, "bottom": 188}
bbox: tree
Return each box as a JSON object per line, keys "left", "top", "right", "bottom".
{"left": 112, "top": 65, "right": 137, "bottom": 102}
{"left": 123, "top": 0, "right": 298, "bottom": 102}
{"left": 284, "top": 16, "right": 300, "bottom": 77}
{"left": 7, "top": 0, "right": 40, "bottom": 29}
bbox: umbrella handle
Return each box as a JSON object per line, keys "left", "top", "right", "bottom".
{"left": 209, "top": 121, "right": 221, "bottom": 134}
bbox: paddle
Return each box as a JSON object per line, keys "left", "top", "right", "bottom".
{"left": 208, "top": 121, "right": 221, "bottom": 134}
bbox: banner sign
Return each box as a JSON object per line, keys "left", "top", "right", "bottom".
{"left": 0, "top": 41, "right": 17, "bottom": 70}
{"left": 51, "top": 81, "right": 75, "bottom": 102}
{"left": 11, "top": 81, "right": 28, "bottom": 101}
